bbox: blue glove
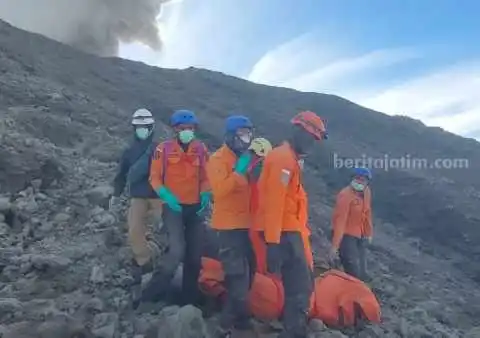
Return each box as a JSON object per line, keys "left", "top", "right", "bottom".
{"left": 156, "top": 186, "right": 182, "bottom": 212}
{"left": 197, "top": 191, "right": 212, "bottom": 215}
{"left": 234, "top": 152, "right": 252, "bottom": 175}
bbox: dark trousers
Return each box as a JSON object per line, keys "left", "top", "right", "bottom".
{"left": 216, "top": 229, "right": 256, "bottom": 330}
{"left": 274, "top": 232, "right": 313, "bottom": 338}
{"left": 339, "top": 234, "right": 368, "bottom": 281}
{"left": 142, "top": 203, "right": 205, "bottom": 305}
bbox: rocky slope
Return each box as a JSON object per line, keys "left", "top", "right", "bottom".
{"left": 1, "top": 19, "right": 480, "bottom": 337}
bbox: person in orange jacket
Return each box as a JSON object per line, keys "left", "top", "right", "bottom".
{"left": 331, "top": 167, "right": 373, "bottom": 281}
{"left": 254, "top": 111, "right": 328, "bottom": 338}
{"left": 206, "top": 115, "right": 256, "bottom": 337}
{"left": 246, "top": 137, "right": 273, "bottom": 274}
{"left": 146, "top": 109, "right": 211, "bottom": 306}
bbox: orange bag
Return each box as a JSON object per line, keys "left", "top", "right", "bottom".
{"left": 311, "top": 269, "right": 381, "bottom": 327}
{"left": 198, "top": 259, "right": 381, "bottom": 327}
{"left": 199, "top": 257, "right": 284, "bottom": 320}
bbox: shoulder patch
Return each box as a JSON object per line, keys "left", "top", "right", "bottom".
{"left": 280, "top": 168, "right": 291, "bottom": 185}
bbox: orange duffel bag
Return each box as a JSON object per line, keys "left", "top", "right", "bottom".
{"left": 311, "top": 269, "right": 381, "bottom": 327}
{"left": 199, "top": 257, "right": 284, "bottom": 320}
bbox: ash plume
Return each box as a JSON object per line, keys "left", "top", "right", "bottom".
{"left": 0, "top": 0, "right": 172, "bottom": 57}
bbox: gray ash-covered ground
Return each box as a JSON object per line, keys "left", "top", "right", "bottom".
{"left": 1, "top": 19, "right": 480, "bottom": 337}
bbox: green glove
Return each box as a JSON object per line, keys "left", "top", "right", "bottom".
{"left": 197, "top": 191, "right": 212, "bottom": 215}
{"left": 156, "top": 186, "right": 182, "bottom": 212}
{"left": 234, "top": 152, "right": 252, "bottom": 175}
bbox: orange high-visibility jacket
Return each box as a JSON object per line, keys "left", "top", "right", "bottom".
{"left": 149, "top": 139, "right": 209, "bottom": 204}
{"left": 331, "top": 186, "right": 373, "bottom": 249}
{"left": 206, "top": 144, "right": 251, "bottom": 230}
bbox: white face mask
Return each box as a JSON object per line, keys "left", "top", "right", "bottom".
{"left": 239, "top": 134, "right": 252, "bottom": 144}
{"left": 351, "top": 180, "right": 365, "bottom": 192}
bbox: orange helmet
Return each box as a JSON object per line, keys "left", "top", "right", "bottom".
{"left": 290, "top": 111, "right": 328, "bottom": 140}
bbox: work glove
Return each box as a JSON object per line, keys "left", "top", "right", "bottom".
{"left": 108, "top": 196, "right": 120, "bottom": 211}
{"left": 197, "top": 191, "right": 212, "bottom": 215}
{"left": 234, "top": 152, "right": 252, "bottom": 176}
{"left": 266, "top": 243, "right": 282, "bottom": 274}
{"left": 156, "top": 186, "right": 182, "bottom": 212}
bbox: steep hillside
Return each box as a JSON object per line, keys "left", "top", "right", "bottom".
{"left": 1, "top": 19, "right": 480, "bottom": 337}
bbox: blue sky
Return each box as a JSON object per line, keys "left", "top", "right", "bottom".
{"left": 120, "top": 0, "right": 480, "bottom": 139}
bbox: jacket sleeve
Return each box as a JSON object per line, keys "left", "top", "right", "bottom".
{"left": 149, "top": 143, "right": 165, "bottom": 192}
{"left": 206, "top": 155, "right": 246, "bottom": 199}
{"left": 262, "top": 158, "right": 291, "bottom": 244}
{"left": 331, "top": 190, "right": 351, "bottom": 249}
{"left": 199, "top": 143, "right": 211, "bottom": 193}
{"left": 363, "top": 189, "right": 373, "bottom": 237}
{"left": 112, "top": 149, "right": 130, "bottom": 197}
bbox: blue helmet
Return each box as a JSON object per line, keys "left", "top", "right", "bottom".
{"left": 225, "top": 115, "right": 253, "bottom": 133}
{"left": 170, "top": 109, "right": 199, "bottom": 127}
{"left": 353, "top": 166, "right": 372, "bottom": 180}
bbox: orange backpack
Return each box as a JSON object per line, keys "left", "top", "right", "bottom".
{"left": 310, "top": 269, "right": 381, "bottom": 327}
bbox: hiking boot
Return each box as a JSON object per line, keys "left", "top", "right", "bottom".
{"left": 130, "top": 259, "right": 143, "bottom": 309}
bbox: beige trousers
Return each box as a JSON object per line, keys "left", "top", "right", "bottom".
{"left": 127, "top": 198, "right": 163, "bottom": 266}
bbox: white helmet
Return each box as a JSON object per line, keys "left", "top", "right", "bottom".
{"left": 131, "top": 108, "right": 155, "bottom": 126}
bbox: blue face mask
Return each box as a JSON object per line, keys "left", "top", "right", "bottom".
{"left": 135, "top": 127, "right": 150, "bottom": 140}
{"left": 178, "top": 130, "right": 195, "bottom": 144}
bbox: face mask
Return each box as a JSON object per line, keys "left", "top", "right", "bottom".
{"left": 178, "top": 129, "right": 195, "bottom": 144}
{"left": 239, "top": 134, "right": 252, "bottom": 144}
{"left": 351, "top": 180, "right": 365, "bottom": 192}
{"left": 135, "top": 127, "right": 150, "bottom": 140}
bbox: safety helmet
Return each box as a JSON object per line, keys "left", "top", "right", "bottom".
{"left": 170, "top": 109, "right": 199, "bottom": 127}
{"left": 248, "top": 137, "right": 272, "bottom": 157}
{"left": 131, "top": 108, "right": 155, "bottom": 126}
{"left": 225, "top": 115, "right": 253, "bottom": 133}
{"left": 291, "top": 111, "right": 327, "bottom": 140}
{"left": 353, "top": 166, "right": 372, "bottom": 180}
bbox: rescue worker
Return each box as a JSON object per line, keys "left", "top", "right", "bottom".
{"left": 147, "top": 109, "right": 211, "bottom": 306}
{"left": 330, "top": 167, "right": 373, "bottom": 281}
{"left": 254, "top": 111, "right": 328, "bottom": 338}
{"left": 206, "top": 115, "right": 256, "bottom": 337}
{"left": 109, "top": 108, "right": 162, "bottom": 309}
{"left": 246, "top": 137, "right": 273, "bottom": 274}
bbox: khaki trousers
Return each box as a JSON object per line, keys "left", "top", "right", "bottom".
{"left": 127, "top": 198, "right": 163, "bottom": 266}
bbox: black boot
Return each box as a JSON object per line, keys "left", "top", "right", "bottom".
{"left": 130, "top": 259, "right": 143, "bottom": 310}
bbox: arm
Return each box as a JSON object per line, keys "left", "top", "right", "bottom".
{"left": 363, "top": 189, "right": 373, "bottom": 237}
{"left": 262, "top": 161, "right": 290, "bottom": 244}
{"left": 206, "top": 156, "right": 246, "bottom": 199}
{"left": 199, "top": 143, "right": 211, "bottom": 193}
{"left": 149, "top": 143, "right": 165, "bottom": 192}
{"left": 112, "top": 149, "right": 129, "bottom": 197}
{"left": 331, "top": 191, "right": 351, "bottom": 249}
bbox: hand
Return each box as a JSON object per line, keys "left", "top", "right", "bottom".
{"left": 156, "top": 187, "right": 182, "bottom": 212}
{"left": 197, "top": 191, "right": 212, "bottom": 215}
{"left": 108, "top": 196, "right": 119, "bottom": 211}
{"left": 266, "top": 243, "right": 282, "bottom": 274}
{"left": 234, "top": 152, "right": 252, "bottom": 175}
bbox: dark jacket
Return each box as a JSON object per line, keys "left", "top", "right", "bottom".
{"left": 113, "top": 134, "right": 158, "bottom": 199}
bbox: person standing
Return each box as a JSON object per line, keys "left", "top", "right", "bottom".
{"left": 206, "top": 115, "right": 256, "bottom": 337}
{"left": 254, "top": 111, "right": 328, "bottom": 338}
{"left": 330, "top": 167, "right": 373, "bottom": 281}
{"left": 109, "top": 108, "right": 163, "bottom": 309}
{"left": 147, "top": 109, "right": 211, "bottom": 306}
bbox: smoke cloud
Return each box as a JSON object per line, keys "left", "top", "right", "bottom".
{"left": 0, "top": 0, "right": 172, "bottom": 57}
